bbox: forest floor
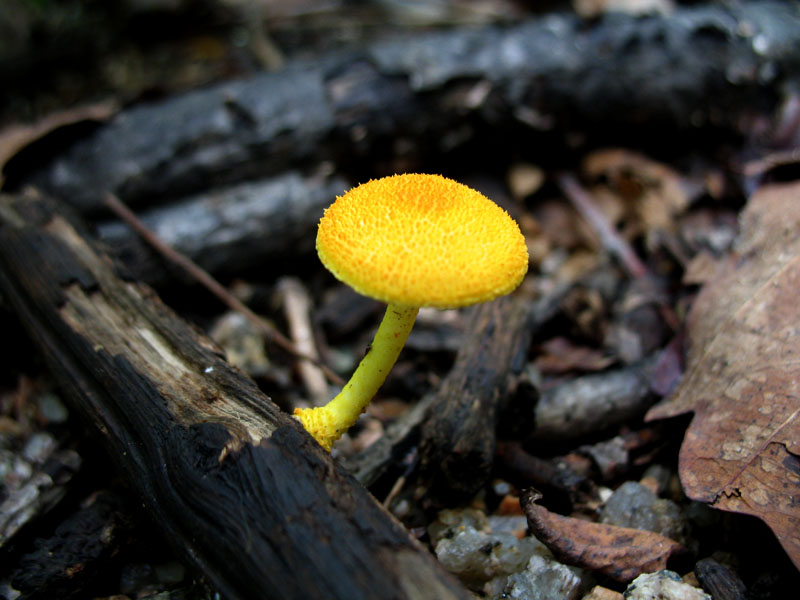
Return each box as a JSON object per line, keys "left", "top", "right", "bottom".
{"left": 2, "top": 1, "right": 800, "bottom": 599}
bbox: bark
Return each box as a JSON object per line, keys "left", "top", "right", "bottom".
{"left": 95, "top": 171, "right": 347, "bottom": 284}
{"left": 0, "top": 190, "right": 470, "bottom": 600}
{"left": 531, "top": 355, "right": 658, "bottom": 444}
{"left": 343, "top": 274, "right": 578, "bottom": 494}
{"left": 28, "top": 2, "right": 800, "bottom": 213}
{"left": 10, "top": 491, "right": 134, "bottom": 600}
{"left": 418, "top": 295, "right": 531, "bottom": 503}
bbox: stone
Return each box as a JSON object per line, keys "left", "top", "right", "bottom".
{"left": 624, "top": 570, "right": 711, "bottom": 600}
{"left": 430, "top": 509, "right": 546, "bottom": 588}
{"left": 499, "top": 554, "right": 591, "bottom": 600}
{"left": 599, "top": 481, "right": 689, "bottom": 546}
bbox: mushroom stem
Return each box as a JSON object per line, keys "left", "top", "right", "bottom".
{"left": 294, "top": 303, "right": 419, "bottom": 450}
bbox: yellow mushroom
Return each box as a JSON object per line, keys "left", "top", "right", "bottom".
{"left": 294, "top": 173, "right": 529, "bottom": 450}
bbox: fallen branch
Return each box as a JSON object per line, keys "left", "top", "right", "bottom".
{"left": 95, "top": 172, "right": 346, "bottom": 284}
{"left": 531, "top": 355, "right": 659, "bottom": 444}
{"left": 29, "top": 2, "right": 800, "bottom": 213}
{"left": 418, "top": 295, "right": 531, "bottom": 503}
{"left": 0, "top": 190, "right": 470, "bottom": 600}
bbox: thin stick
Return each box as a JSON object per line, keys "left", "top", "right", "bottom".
{"left": 557, "top": 172, "right": 648, "bottom": 279}
{"left": 556, "top": 174, "right": 682, "bottom": 332}
{"left": 103, "top": 192, "right": 345, "bottom": 387}
{"left": 382, "top": 475, "right": 406, "bottom": 509}
{"left": 277, "top": 277, "right": 329, "bottom": 404}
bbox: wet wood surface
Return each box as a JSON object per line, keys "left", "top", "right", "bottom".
{"left": 29, "top": 2, "right": 800, "bottom": 214}
{"left": 0, "top": 190, "right": 471, "bottom": 600}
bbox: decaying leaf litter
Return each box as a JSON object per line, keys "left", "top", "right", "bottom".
{"left": 646, "top": 181, "right": 800, "bottom": 572}
{"left": 2, "top": 1, "right": 800, "bottom": 599}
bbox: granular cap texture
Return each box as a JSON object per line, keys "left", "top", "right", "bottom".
{"left": 316, "top": 173, "right": 529, "bottom": 308}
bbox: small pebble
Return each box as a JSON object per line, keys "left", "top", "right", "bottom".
{"left": 35, "top": 392, "right": 68, "bottom": 424}
{"left": 581, "top": 436, "right": 628, "bottom": 480}
{"left": 492, "top": 479, "right": 513, "bottom": 497}
{"left": 0, "top": 581, "right": 21, "bottom": 600}
{"left": 21, "top": 432, "right": 56, "bottom": 464}
{"left": 640, "top": 464, "right": 672, "bottom": 495}
{"left": 433, "top": 521, "right": 542, "bottom": 586}
{"left": 624, "top": 570, "right": 711, "bottom": 600}
{"left": 429, "top": 508, "right": 490, "bottom": 544}
{"left": 430, "top": 508, "right": 548, "bottom": 590}
{"left": 599, "top": 481, "right": 689, "bottom": 546}
{"left": 430, "top": 509, "right": 597, "bottom": 599}
{"left": 500, "top": 553, "right": 591, "bottom": 600}
{"left": 582, "top": 585, "right": 624, "bottom": 600}
{"left": 487, "top": 515, "right": 528, "bottom": 537}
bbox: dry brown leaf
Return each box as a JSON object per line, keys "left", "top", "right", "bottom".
{"left": 534, "top": 336, "right": 615, "bottom": 374}
{"left": 647, "top": 181, "right": 800, "bottom": 570}
{"left": 682, "top": 250, "right": 722, "bottom": 286}
{"left": 521, "top": 489, "right": 685, "bottom": 582}
{"left": 507, "top": 162, "right": 545, "bottom": 201}
{"left": 0, "top": 101, "right": 118, "bottom": 189}
{"left": 582, "top": 148, "right": 690, "bottom": 235}
{"left": 530, "top": 198, "right": 585, "bottom": 250}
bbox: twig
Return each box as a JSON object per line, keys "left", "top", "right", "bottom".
{"left": 276, "top": 277, "right": 329, "bottom": 404}
{"left": 103, "top": 192, "right": 345, "bottom": 387}
{"left": 557, "top": 172, "right": 649, "bottom": 279}
{"left": 382, "top": 447, "right": 418, "bottom": 509}
{"left": 742, "top": 147, "right": 800, "bottom": 178}
{"left": 556, "top": 174, "right": 682, "bottom": 333}
{"left": 382, "top": 475, "right": 407, "bottom": 509}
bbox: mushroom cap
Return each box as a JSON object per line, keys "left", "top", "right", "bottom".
{"left": 316, "top": 173, "right": 529, "bottom": 309}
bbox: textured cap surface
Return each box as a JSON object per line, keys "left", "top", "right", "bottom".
{"left": 316, "top": 173, "right": 529, "bottom": 308}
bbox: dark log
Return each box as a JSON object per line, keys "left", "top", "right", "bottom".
{"left": 530, "top": 355, "right": 659, "bottom": 444}
{"left": 95, "top": 172, "right": 347, "bottom": 284}
{"left": 0, "top": 190, "right": 471, "bottom": 600}
{"left": 28, "top": 2, "right": 800, "bottom": 213}
{"left": 343, "top": 274, "right": 576, "bottom": 493}
{"left": 10, "top": 491, "right": 134, "bottom": 600}
{"left": 418, "top": 295, "right": 531, "bottom": 502}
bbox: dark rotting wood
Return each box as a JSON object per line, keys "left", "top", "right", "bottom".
{"left": 343, "top": 274, "right": 577, "bottom": 494}
{"left": 28, "top": 3, "right": 800, "bottom": 214}
{"left": 10, "top": 491, "right": 135, "bottom": 600}
{"left": 95, "top": 172, "right": 348, "bottom": 284}
{"left": 418, "top": 295, "right": 531, "bottom": 503}
{"left": 530, "top": 355, "right": 659, "bottom": 444}
{"left": 0, "top": 190, "right": 472, "bottom": 600}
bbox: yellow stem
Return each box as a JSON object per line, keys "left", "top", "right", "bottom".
{"left": 294, "top": 303, "right": 419, "bottom": 450}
